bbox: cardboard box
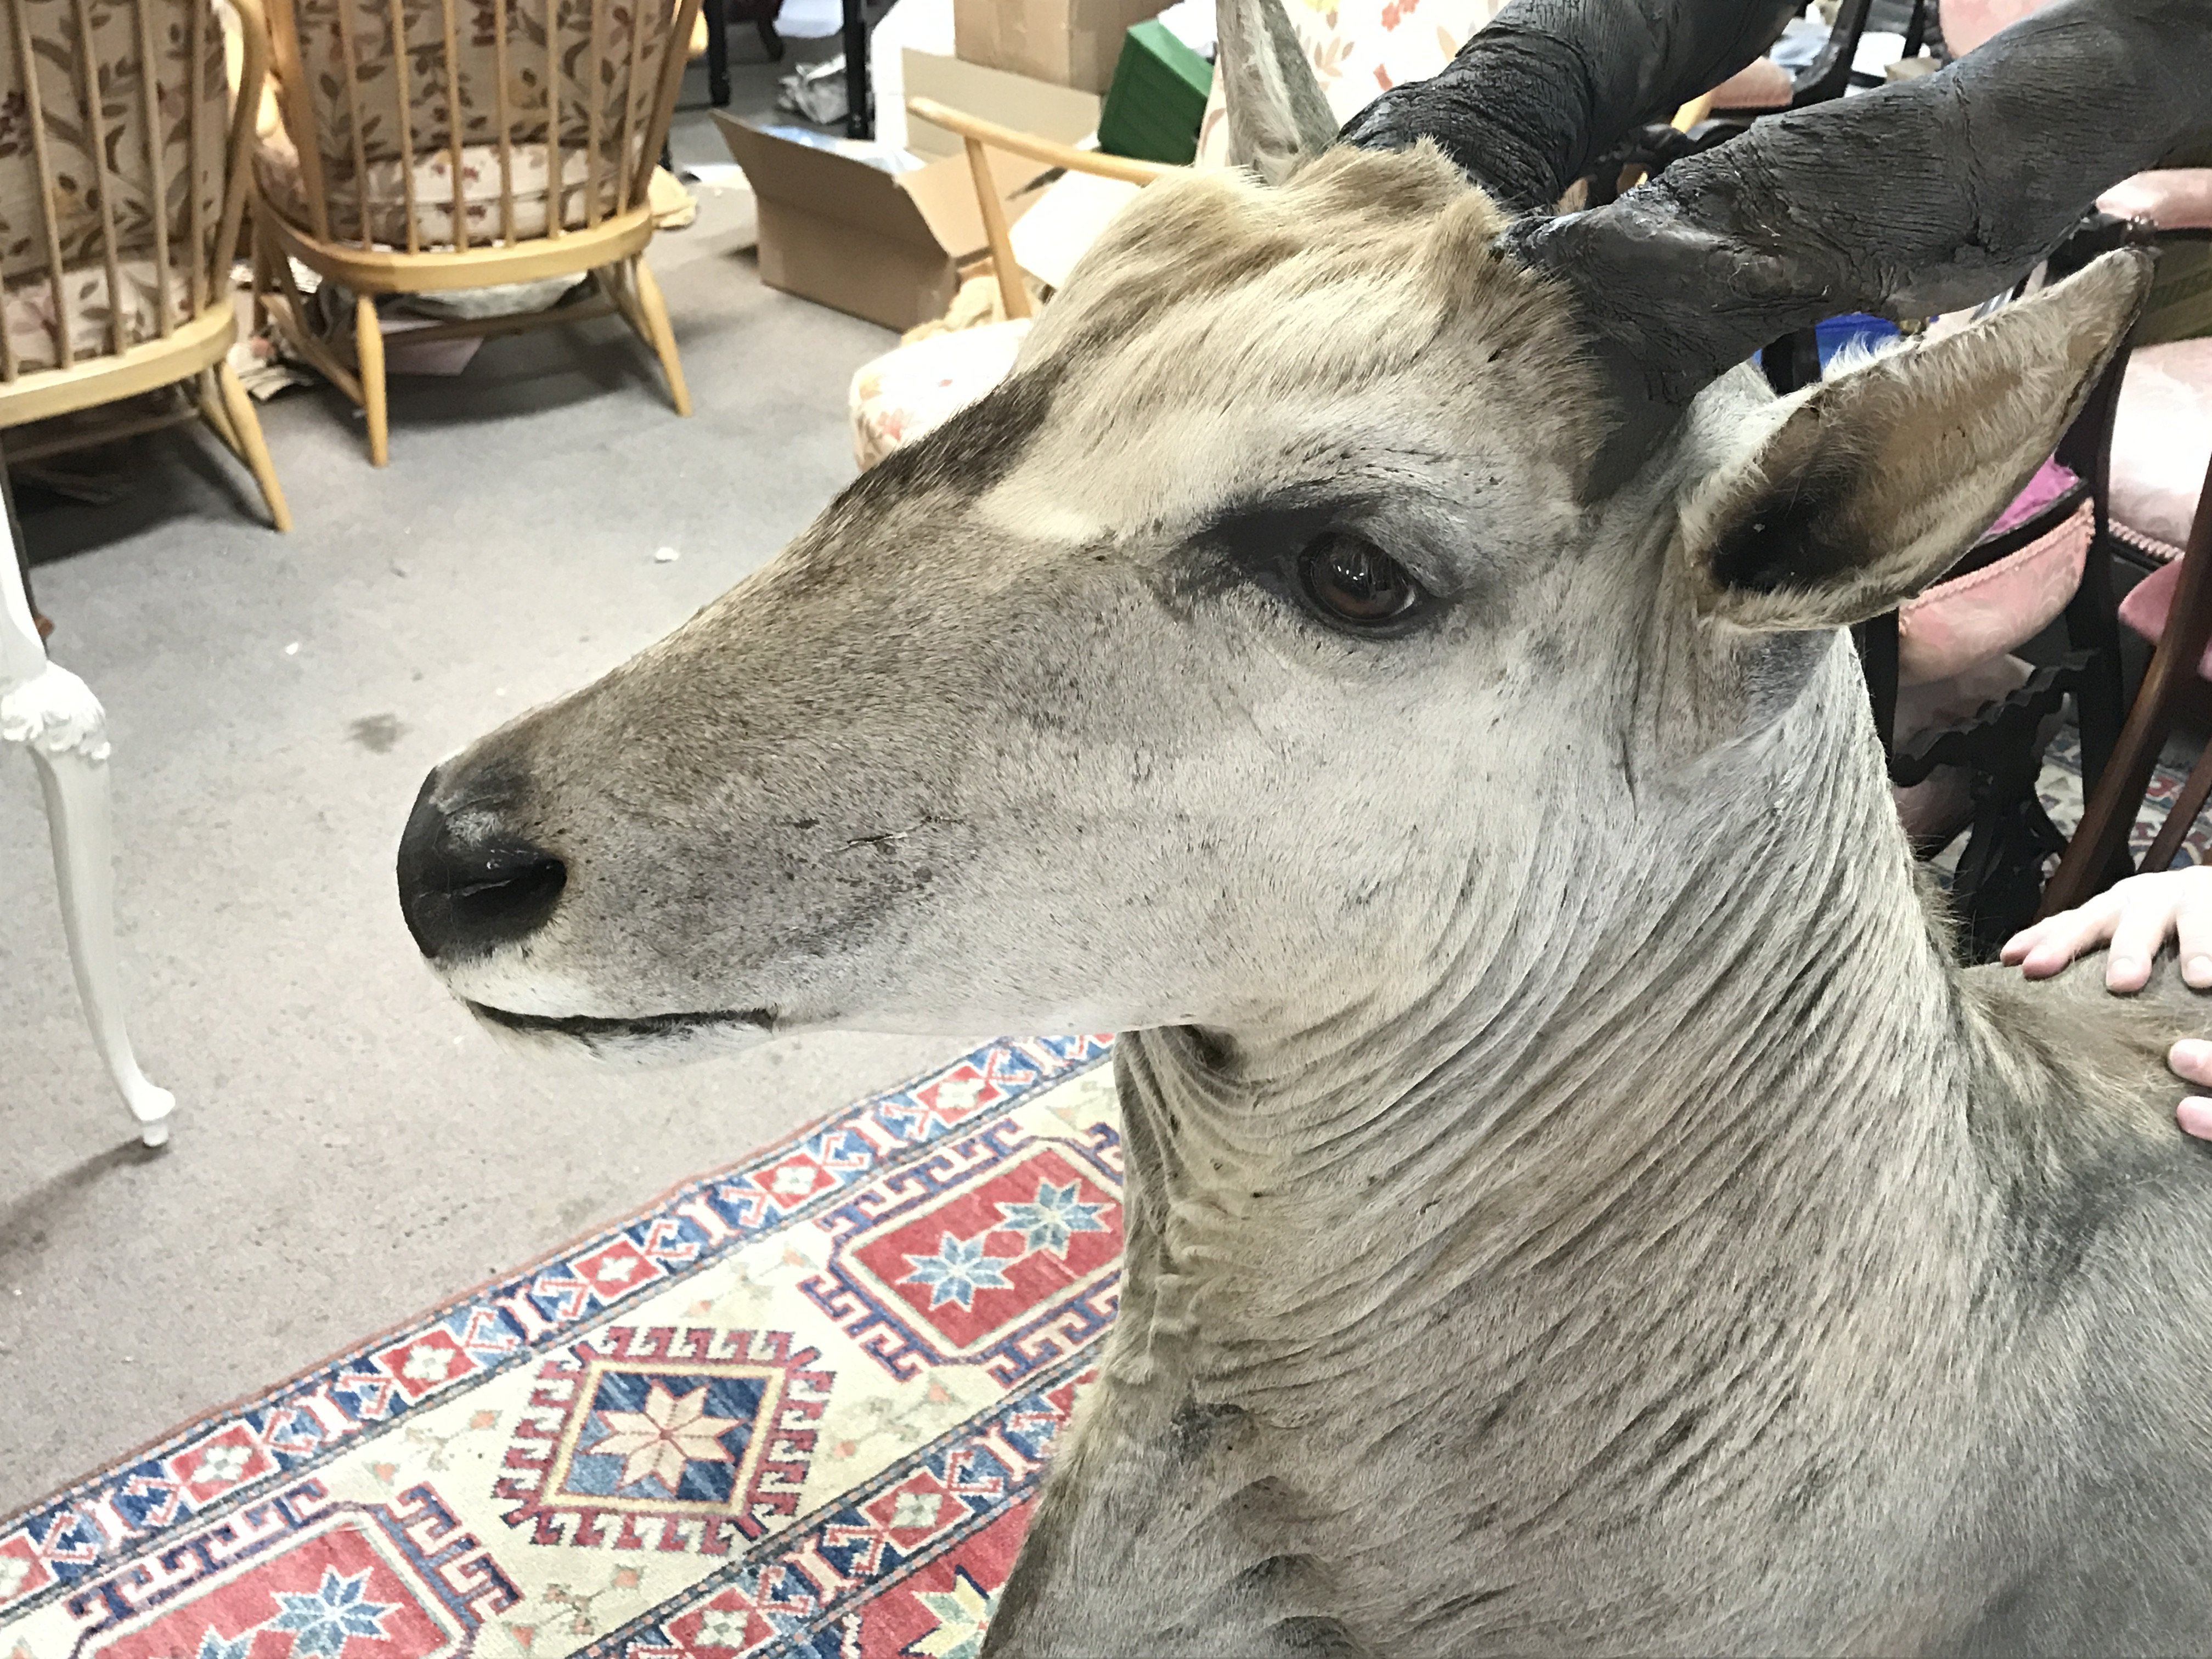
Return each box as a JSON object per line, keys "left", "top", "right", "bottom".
{"left": 953, "top": 0, "right": 1166, "bottom": 93}
{"left": 714, "top": 114, "right": 1049, "bottom": 332}
{"left": 903, "top": 49, "right": 1102, "bottom": 160}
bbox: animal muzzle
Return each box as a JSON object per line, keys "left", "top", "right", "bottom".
{"left": 396, "top": 767, "right": 567, "bottom": 962}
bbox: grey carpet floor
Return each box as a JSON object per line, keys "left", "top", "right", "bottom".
{"left": 0, "top": 66, "right": 975, "bottom": 1512}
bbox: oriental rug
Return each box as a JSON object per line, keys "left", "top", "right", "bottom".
{"left": 0, "top": 1037, "right": 1120, "bottom": 1659}
{"left": 2038, "top": 727, "right": 2212, "bottom": 868}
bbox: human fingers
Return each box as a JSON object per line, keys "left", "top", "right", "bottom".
{"left": 2000, "top": 893, "right": 2123, "bottom": 978}
{"left": 2166, "top": 1041, "right": 2212, "bottom": 1139}
{"left": 2169, "top": 1036, "right": 2212, "bottom": 1086}
{"left": 2178, "top": 892, "right": 2212, "bottom": 989}
{"left": 2105, "top": 887, "right": 2172, "bottom": 991}
{"left": 2000, "top": 908, "right": 2104, "bottom": 974}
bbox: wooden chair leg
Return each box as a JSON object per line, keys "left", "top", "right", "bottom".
{"left": 213, "top": 360, "right": 292, "bottom": 531}
{"left": 355, "top": 293, "right": 389, "bottom": 466}
{"left": 2042, "top": 453, "right": 2212, "bottom": 916}
{"left": 197, "top": 366, "right": 242, "bottom": 454}
{"left": 250, "top": 227, "right": 274, "bottom": 337}
{"left": 2143, "top": 735, "right": 2212, "bottom": 875}
{"left": 629, "top": 257, "right": 692, "bottom": 417}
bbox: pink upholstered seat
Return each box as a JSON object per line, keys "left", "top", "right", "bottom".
{"left": 2097, "top": 170, "right": 2212, "bottom": 234}
{"left": 2108, "top": 341, "right": 2212, "bottom": 668}
{"left": 1707, "top": 58, "right": 1793, "bottom": 113}
{"left": 1898, "top": 462, "right": 2092, "bottom": 684}
{"left": 1939, "top": 0, "right": 2045, "bottom": 54}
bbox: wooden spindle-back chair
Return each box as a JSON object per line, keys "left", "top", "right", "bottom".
{"left": 251, "top": 0, "right": 701, "bottom": 464}
{"left": 0, "top": 0, "right": 290, "bottom": 528}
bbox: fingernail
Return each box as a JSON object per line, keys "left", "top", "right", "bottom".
{"left": 2190, "top": 956, "right": 2212, "bottom": 985}
{"left": 2174, "top": 1039, "right": 2212, "bottom": 1068}
{"left": 2110, "top": 956, "right": 2140, "bottom": 983}
{"left": 2179, "top": 1097, "right": 2212, "bottom": 1141}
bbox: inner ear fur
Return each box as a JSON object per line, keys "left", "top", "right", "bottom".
{"left": 1681, "top": 249, "right": 2153, "bottom": 634}
{"left": 1219, "top": 0, "right": 1337, "bottom": 184}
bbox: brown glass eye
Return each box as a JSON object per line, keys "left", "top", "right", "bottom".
{"left": 1297, "top": 533, "right": 1421, "bottom": 626}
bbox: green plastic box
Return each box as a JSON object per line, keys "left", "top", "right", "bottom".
{"left": 1097, "top": 18, "right": 1214, "bottom": 166}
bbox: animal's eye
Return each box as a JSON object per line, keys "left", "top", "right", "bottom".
{"left": 1297, "top": 533, "right": 1423, "bottom": 627}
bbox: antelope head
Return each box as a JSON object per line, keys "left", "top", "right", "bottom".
{"left": 396, "top": 0, "right": 2199, "bottom": 1062}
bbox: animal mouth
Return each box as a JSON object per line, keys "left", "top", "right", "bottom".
{"left": 465, "top": 1003, "right": 776, "bottom": 1042}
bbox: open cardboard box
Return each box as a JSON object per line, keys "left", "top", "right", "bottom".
{"left": 715, "top": 57, "right": 1107, "bottom": 334}
{"left": 713, "top": 114, "right": 1041, "bottom": 332}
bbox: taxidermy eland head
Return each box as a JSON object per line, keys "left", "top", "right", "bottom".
{"left": 396, "top": 1, "right": 2212, "bottom": 1652}
{"left": 396, "top": 0, "right": 2192, "bottom": 1065}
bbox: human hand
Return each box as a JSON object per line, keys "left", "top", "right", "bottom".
{"left": 2000, "top": 865, "right": 2212, "bottom": 993}
{"left": 2001, "top": 867, "right": 2212, "bottom": 1142}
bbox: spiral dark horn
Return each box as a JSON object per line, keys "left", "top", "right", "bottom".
{"left": 1339, "top": 0, "right": 1803, "bottom": 212}
{"left": 1498, "top": 0, "right": 2212, "bottom": 407}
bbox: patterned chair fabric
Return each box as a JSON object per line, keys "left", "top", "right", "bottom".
{"left": 0, "top": 0, "right": 230, "bottom": 372}
{"left": 259, "top": 0, "right": 676, "bottom": 250}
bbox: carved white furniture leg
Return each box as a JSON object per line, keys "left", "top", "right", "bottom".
{"left": 2, "top": 522, "right": 174, "bottom": 1147}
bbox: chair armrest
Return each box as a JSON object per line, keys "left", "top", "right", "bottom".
{"left": 906, "top": 98, "right": 1180, "bottom": 187}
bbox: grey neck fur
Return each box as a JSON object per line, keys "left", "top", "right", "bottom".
{"left": 986, "top": 639, "right": 2097, "bottom": 1656}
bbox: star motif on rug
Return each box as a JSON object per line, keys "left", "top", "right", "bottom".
{"left": 268, "top": 1566, "right": 396, "bottom": 1656}
{"left": 900, "top": 1233, "right": 1014, "bottom": 1310}
{"left": 588, "top": 1381, "right": 746, "bottom": 1491}
{"left": 995, "top": 1180, "right": 1108, "bottom": 1259}
{"left": 191, "top": 1632, "right": 253, "bottom": 1659}
{"left": 904, "top": 1567, "right": 996, "bottom": 1659}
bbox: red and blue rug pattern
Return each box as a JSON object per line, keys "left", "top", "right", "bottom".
{"left": 0, "top": 1037, "right": 1120, "bottom": 1658}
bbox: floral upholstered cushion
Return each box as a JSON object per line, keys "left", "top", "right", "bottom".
{"left": 254, "top": 122, "right": 647, "bottom": 249}
{"left": 264, "top": 0, "right": 674, "bottom": 247}
{"left": 0, "top": 0, "right": 227, "bottom": 334}
{"left": 849, "top": 320, "right": 1031, "bottom": 471}
{"left": 1, "top": 261, "right": 201, "bottom": 375}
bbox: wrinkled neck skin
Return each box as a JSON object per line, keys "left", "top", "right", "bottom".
{"left": 989, "top": 639, "right": 2033, "bottom": 1658}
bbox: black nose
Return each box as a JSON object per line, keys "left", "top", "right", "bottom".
{"left": 397, "top": 772, "right": 567, "bottom": 960}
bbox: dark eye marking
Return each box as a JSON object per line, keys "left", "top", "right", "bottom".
{"left": 1196, "top": 495, "right": 1435, "bottom": 636}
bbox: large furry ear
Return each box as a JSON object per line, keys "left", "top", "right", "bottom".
{"left": 1218, "top": 0, "right": 1335, "bottom": 184}
{"left": 1680, "top": 251, "right": 2153, "bottom": 633}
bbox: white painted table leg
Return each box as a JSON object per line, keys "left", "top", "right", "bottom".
{"left": 20, "top": 698, "right": 176, "bottom": 1146}
{"left": 2, "top": 664, "right": 176, "bottom": 1146}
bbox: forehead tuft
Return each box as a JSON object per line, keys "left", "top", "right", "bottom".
{"left": 989, "top": 144, "right": 1602, "bottom": 515}
{"left": 1025, "top": 143, "right": 1519, "bottom": 362}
